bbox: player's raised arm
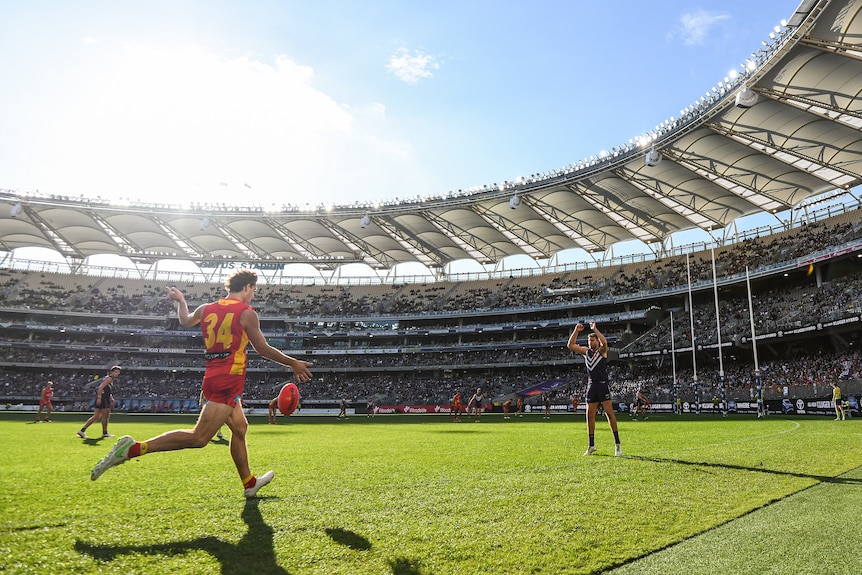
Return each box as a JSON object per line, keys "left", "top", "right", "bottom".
{"left": 166, "top": 286, "right": 205, "bottom": 327}
{"left": 567, "top": 323, "right": 588, "bottom": 355}
{"left": 240, "top": 307, "right": 313, "bottom": 382}
{"left": 590, "top": 321, "right": 608, "bottom": 355}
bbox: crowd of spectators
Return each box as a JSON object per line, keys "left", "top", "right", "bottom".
{"left": 0, "top": 362, "right": 575, "bottom": 408}
{"left": 3, "top": 345, "right": 859, "bottom": 410}
{"left": 621, "top": 268, "right": 862, "bottom": 353}
{"left": 544, "top": 217, "right": 860, "bottom": 301}
{"left": 2, "top": 212, "right": 859, "bottom": 317}
{"left": 612, "top": 349, "right": 862, "bottom": 404}
{"left": 2, "top": 208, "right": 861, "bottom": 408}
{"left": 0, "top": 346, "right": 576, "bottom": 377}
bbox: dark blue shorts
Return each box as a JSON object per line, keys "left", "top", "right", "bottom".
{"left": 585, "top": 381, "right": 610, "bottom": 404}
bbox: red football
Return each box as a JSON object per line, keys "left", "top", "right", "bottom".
{"left": 277, "top": 383, "right": 300, "bottom": 416}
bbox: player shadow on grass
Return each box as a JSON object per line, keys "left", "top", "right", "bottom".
{"left": 75, "top": 499, "right": 288, "bottom": 575}
{"left": 387, "top": 556, "right": 423, "bottom": 575}
{"left": 323, "top": 528, "right": 423, "bottom": 574}
{"left": 627, "top": 455, "right": 862, "bottom": 484}
{"left": 81, "top": 438, "right": 107, "bottom": 446}
{"left": 325, "top": 527, "right": 371, "bottom": 550}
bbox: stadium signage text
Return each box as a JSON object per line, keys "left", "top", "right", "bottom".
{"left": 141, "top": 348, "right": 186, "bottom": 354}
{"left": 200, "top": 261, "right": 285, "bottom": 270}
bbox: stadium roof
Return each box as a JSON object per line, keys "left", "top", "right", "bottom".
{"left": 2, "top": 0, "right": 861, "bottom": 275}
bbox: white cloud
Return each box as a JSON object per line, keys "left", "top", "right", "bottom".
{"left": 386, "top": 48, "right": 440, "bottom": 84}
{"left": 671, "top": 11, "right": 731, "bottom": 46}
{"left": 9, "top": 44, "right": 429, "bottom": 207}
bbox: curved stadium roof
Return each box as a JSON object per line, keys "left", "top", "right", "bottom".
{"left": 1, "top": 0, "right": 861, "bottom": 276}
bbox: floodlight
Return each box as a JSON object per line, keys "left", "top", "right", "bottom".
{"left": 359, "top": 213, "right": 371, "bottom": 228}
{"left": 9, "top": 203, "right": 22, "bottom": 217}
{"left": 645, "top": 149, "right": 662, "bottom": 167}
{"left": 509, "top": 194, "right": 521, "bottom": 209}
{"left": 735, "top": 87, "right": 758, "bottom": 108}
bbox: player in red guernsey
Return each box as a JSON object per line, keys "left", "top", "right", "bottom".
{"left": 91, "top": 269, "right": 313, "bottom": 497}
{"left": 268, "top": 396, "right": 279, "bottom": 424}
{"left": 35, "top": 381, "right": 54, "bottom": 422}
{"left": 502, "top": 398, "right": 512, "bottom": 420}
{"left": 451, "top": 391, "right": 462, "bottom": 422}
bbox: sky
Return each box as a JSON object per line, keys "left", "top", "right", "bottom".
{"left": 0, "top": 0, "right": 800, "bottom": 213}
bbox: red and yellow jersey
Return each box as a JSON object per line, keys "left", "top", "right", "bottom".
{"left": 452, "top": 392, "right": 462, "bottom": 407}
{"left": 200, "top": 298, "right": 252, "bottom": 378}
{"left": 41, "top": 386, "right": 53, "bottom": 402}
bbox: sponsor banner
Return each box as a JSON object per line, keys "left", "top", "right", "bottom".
{"left": 307, "top": 348, "right": 402, "bottom": 355}
{"left": 247, "top": 407, "right": 345, "bottom": 415}
{"left": 779, "top": 396, "right": 859, "bottom": 417}
{"left": 624, "top": 396, "right": 859, "bottom": 417}
{"left": 517, "top": 378, "right": 571, "bottom": 398}
{"left": 140, "top": 348, "right": 186, "bottom": 354}
{"left": 617, "top": 402, "right": 674, "bottom": 413}
{"left": 374, "top": 404, "right": 491, "bottom": 414}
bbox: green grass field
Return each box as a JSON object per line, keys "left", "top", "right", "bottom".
{"left": 1, "top": 412, "right": 861, "bottom": 575}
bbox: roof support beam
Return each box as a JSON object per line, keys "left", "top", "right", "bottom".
{"left": 798, "top": 37, "right": 862, "bottom": 60}
{"left": 205, "top": 221, "right": 268, "bottom": 260}
{"left": 656, "top": 146, "right": 785, "bottom": 216}
{"left": 371, "top": 216, "right": 444, "bottom": 268}
{"left": 469, "top": 201, "right": 550, "bottom": 259}
{"left": 148, "top": 216, "right": 208, "bottom": 260}
{"left": 756, "top": 86, "right": 862, "bottom": 130}
{"left": 317, "top": 218, "right": 397, "bottom": 269}
{"left": 526, "top": 194, "right": 615, "bottom": 252}
{"left": 23, "top": 208, "right": 84, "bottom": 259}
{"left": 707, "top": 119, "right": 860, "bottom": 189}
{"left": 565, "top": 181, "right": 660, "bottom": 244}
{"left": 264, "top": 220, "right": 334, "bottom": 263}
{"left": 616, "top": 167, "right": 722, "bottom": 230}
{"left": 422, "top": 211, "right": 500, "bottom": 264}
{"left": 86, "top": 210, "right": 145, "bottom": 257}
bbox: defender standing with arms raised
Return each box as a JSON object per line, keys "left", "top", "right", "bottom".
{"left": 568, "top": 322, "right": 622, "bottom": 457}
{"left": 90, "top": 269, "right": 313, "bottom": 497}
{"left": 468, "top": 387, "right": 486, "bottom": 422}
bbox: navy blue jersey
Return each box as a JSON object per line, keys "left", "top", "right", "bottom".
{"left": 585, "top": 348, "right": 608, "bottom": 383}
{"left": 95, "top": 382, "right": 113, "bottom": 409}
